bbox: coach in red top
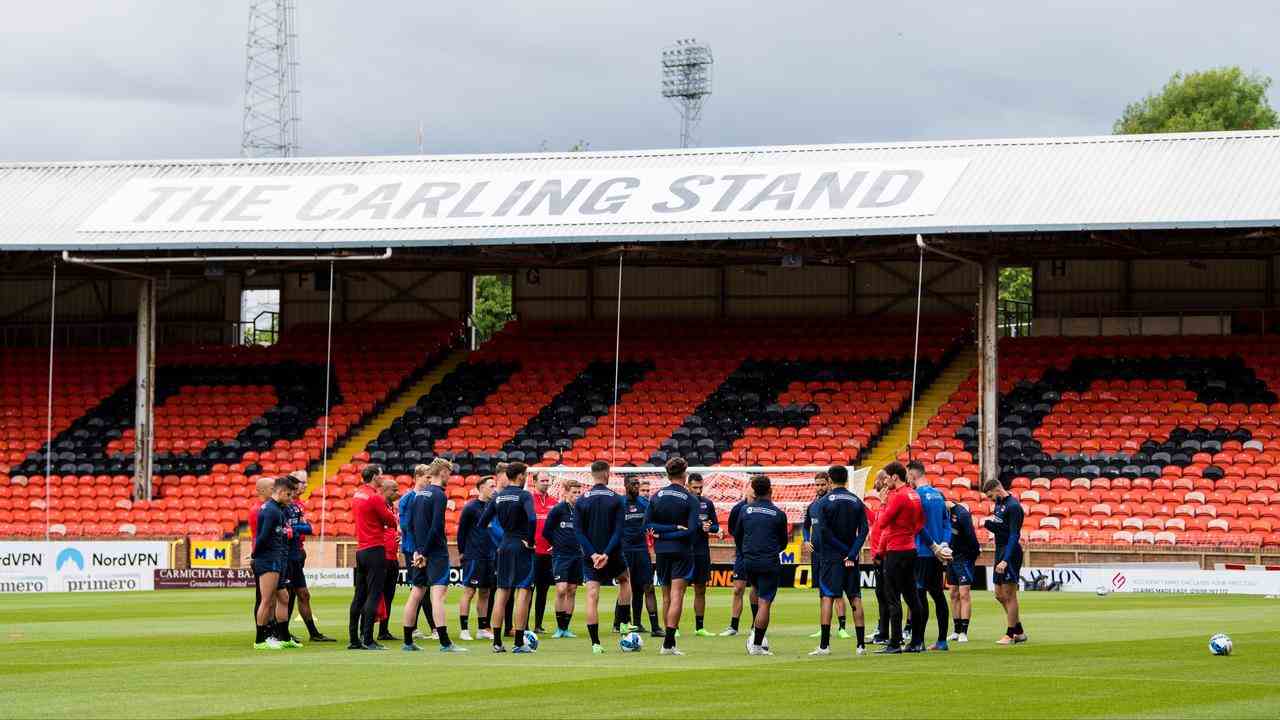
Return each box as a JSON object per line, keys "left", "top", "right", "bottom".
{"left": 530, "top": 472, "right": 557, "bottom": 633}
{"left": 872, "top": 462, "right": 925, "bottom": 654}
{"left": 348, "top": 464, "right": 397, "bottom": 650}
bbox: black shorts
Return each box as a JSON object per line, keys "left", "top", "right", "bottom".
{"left": 623, "top": 548, "right": 653, "bottom": 588}
{"left": 946, "top": 557, "right": 975, "bottom": 586}
{"left": 462, "top": 558, "right": 496, "bottom": 589}
{"left": 655, "top": 552, "right": 694, "bottom": 587}
{"left": 251, "top": 557, "right": 285, "bottom": 579}
{"left": 552, "top": 554, "right": 585, "bottom": 585}
{"left": 992, "top": 546, "right": 1024, "bottom": 585}
{"left": 584, "top": 552, "right": 627, "bottom": 585}
{"left": 691, "top": 550, "right": 711, "bottom": 585}
{"left": 497, "top": 544, "right": 535, "bottom": 590}
{"left": 914, "top": 556, "right": 944, "bottom": 591}
{"left": 742, "top": 566, "right": 781, "bottom": 602}
{"left": 286, "top": 559, "right": 306, "bottom": 589}
{"left": 534, "top": 553, "right": 554, "bottom": 587}
{"left": 731, "top": 557, "right": 745, "bottom": 583}
{"left": 817, "top": 560, "right": 861, "bottom": 599}
{"left": 411, "top": 553, "right": 451, "bottom": 587}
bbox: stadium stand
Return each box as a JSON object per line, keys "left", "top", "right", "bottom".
{"left": 0, "top": 322, "right": 460, "bottom": 538}
{"left": 902, "top": 335, "right": 1280, "bottom": 550}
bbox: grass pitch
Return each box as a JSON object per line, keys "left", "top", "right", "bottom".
{"left": 1, "top": 587, "right": 1278, "bottom": 719}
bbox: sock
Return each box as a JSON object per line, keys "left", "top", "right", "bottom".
{"left": 696, "top": 614, "right": 704, "bottom": 631}
{"left": 564, "top": 612, "right": 573, "bottom": 631}
{"left": 555, "top": 611, "right": 565, "bottom": 631}
{"left": 266, "top": 620, "right": 276, "bottom": 639}
{"left": 514, "top": 628, "right": 525, "bottom": 648}
{"left": 856, "top": 625, "right": 865, "bottom": 648}
{"left": 255, "top": 624, "right": 268, "bottom": 643}
{"left": 276, "top": 619, "right": 290, "bottom": 641}
{"left": 730, "top": 615, "right": 740, "bottom": 631}
{"left": 612, "top": 601, "right": 623, "bottom": 630}
{"left": 378, "top": 619, "right": 389, "bottom": 636}
{"left": 753, "top": 625, "right": 766, "bottom": 648}
{"left": 403, "top": 626, "right": 414, "bottom": 646}
{"left": 422, "top": 598, "right": 435, "bottom": 631}
{"left": 535, "top": 586, "right": 548, "bottom": 629}
{"left": 478, "top": 615, "right": 490, "bottom": 630}
{"left": 838, "top": 613, "right": 847, "bottom": 629}
{"left": 588, "top": 623, "right": 601, "bottom": 645}
{"left": 648, "top": 611, "right": 660, "bottom": 631}
{"left": 437, "top": 626, "right": 452, "bottom": 647}
{"left": 303, "top": 615, "right": 320, "bottom": 638}
{"left": 962, "top": 619, "right": 970, "bottom": 633}
{"left": 618, "top": 604, "right": 631, "bottom": 628}
{"left": 1006, "top": 626, "right": 1015, "bottom": 638}
{"left": 664, "top": 627, "right": 676, "bottom": 649}
{"left": 631, "top": 594, "right": 645, "bottom": 630}
{"left": 820, "top": 624, "right": 831, "bottom": 649}
{"left": 1014, "top": 622, "right": 1024, "bottom": 635}
{"left": 460, "top": 615, "right": 469, "bottom": 632}
{"left": 750, "top": 602, "right": 759, "bottom": 622}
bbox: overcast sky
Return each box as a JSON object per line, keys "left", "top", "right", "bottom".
{"left": 2, "top": 1, "right": 1278, "bottom": 162}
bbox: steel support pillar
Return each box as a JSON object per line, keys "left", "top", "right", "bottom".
{"left": 978, "top": 256, "right": 1000, "bottom": 489}
{"left": 135, "top": 278, "right": 156, "bottom": 500}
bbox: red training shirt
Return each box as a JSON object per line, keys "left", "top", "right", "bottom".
{"left": 352, "top": 483, "right": 397, "bottom": 551}
{"left": 874, "top": 485, "right": 924, "bottom": 555}
{"left": 866, "top": 506, "right": 880, "bottom": 559}
{"left": 382, "top": 501, "right": 400, "bottom": 561}
{"left": 248, "top": 499, "right": 263, "bottom": 542}
{"left": 531, "top": 489, "right": 557, "bottom": 556}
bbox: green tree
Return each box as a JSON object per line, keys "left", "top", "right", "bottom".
{"left": 472, "top": 275, "right": 512, "bottom": 344}
{"left": 999, "top": 267, "right": 1032, "bottom": 303}
{"left": 1114, "top": 67, "right": 1278, "bottom": 134}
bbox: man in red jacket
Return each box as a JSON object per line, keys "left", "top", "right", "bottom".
{"left": 377, "top": 478, "right": 402, "bottom": 642}
{"left": 872, "top": 462, "right": 925, "bottom": 654}
{"left": 529, "top": 471, "right": 557, "bottom": 634}
{"left": 348, "top": 464, "right": 398, "bottom": 650}
{"left": 866, "top": 471, "right": 889, "bottom": 644}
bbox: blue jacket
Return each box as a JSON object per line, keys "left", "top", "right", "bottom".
{"left": 542, "top": 501, "right": 583, "bottom": 557}
{"left": 815, "top": 487, "right": 868, "bottom": 563}
{"left": 985, "top": 495, "right": 1024, "bottom": 563}
{"left": 478, "top": 485, "right": 537, "bottom": 548}
{"left": 410, "top": 484, "right": 448, "bottom": 558}
{"left": 576, "top": 484, "right": 624, "bottom": 556}
{"left": 644, "top": 483, "right": 700, "bottom": 555}
{"left": 949, "top": 503, "right": 980, "bottom": 560}
{"left": 252, "top": 499, "right": 289, "bottom": 564}
{"left": 457, "top": 498, "right": 495, "bottom": 561}
{"left": 731, "top": 499, "right": 788, "bottom": 571}
{"left": 621, "top": 495, "right": 649, "bottom": 551}
{"left": 397, "top": 490, "right": 416, "bottom": 554}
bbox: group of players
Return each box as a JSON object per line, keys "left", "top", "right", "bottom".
{"left": 249, "top": 455, "right": 1028, "bottom": 656}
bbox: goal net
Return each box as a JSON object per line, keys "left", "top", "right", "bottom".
{"left": 534, "top": 465, "right": 868, "bottom": 525}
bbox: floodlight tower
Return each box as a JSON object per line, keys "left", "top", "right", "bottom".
{"left": 661, "top": 38, "right": 713, "bottom": 148}
{"left": 241, "top": 0, "right": 300, "bottom": 157}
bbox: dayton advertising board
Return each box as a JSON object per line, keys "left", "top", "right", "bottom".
{"left": 77, "top": 161, "right": 970, "bottom": 237}
{"left": 1006, "top": 566, "right": 1280, "bottom": 595}
{"left": 0, "top": 541, "right": 169, "bottom": 593}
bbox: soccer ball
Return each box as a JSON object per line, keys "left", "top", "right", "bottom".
{"left": 746, "top": 634, "right": 769, "bottom": 653}
{"left": 1095, "top": 586, "right": 1109, "bottom": 596}
{"left": 1208, "top": 633, "right": 1232, "bottom": 656}
{"left": 523, "top": 630, "right": 539, "bottom": 651}
{"left": 619, "top": 631, "right": 643, "bottom": 652}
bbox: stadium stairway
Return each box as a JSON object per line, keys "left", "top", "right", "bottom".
{"left": 302, "top": 350, "right": 468, "bottom": 499}
{"left": 860, "top": 344, "right": 978, "bottom": 490}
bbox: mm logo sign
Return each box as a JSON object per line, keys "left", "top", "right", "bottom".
{"left": 190, "top": 541, "right": 233, "bottom": 569}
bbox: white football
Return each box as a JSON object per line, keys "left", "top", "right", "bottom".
{"left": 1095, "top": 586, "right": 1109, "bottom": 596}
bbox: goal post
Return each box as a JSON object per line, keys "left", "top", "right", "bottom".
{"left": 534, "top": 465, "right": 869, "bottom": 524}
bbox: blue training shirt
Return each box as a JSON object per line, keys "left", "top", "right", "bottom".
{"left": 985, "top": 494, "right": 1025, "bottom": 564}
{"left": 397, "top": 490, "right": 416, "bottom": 554}
{"left": 621, "top": 495, "right": 649, "bottom": 551}
{"left": 457, "top": 498, "right": 495, "bottom": 561}
{"left": 731, "top": 500, "right": 788, "bottom": 571}
{"left": 478, "top": 485, "right": 537, "bottom": 548}
{"left": 693, "top": 494, "right": 719, "bottom": 556}
{"left": 644, "top": 483, "right": 700, "bottom": 555}
{"left": 815, "top": 486, "right": 868, "bottom": 563}
{"left": 542, "top": 501, "right": 583, "bottom": 557}
{"left": 576, "top": 483, "right": 624, "bottom": 556}
{"left": 728, "top": 499, "right": 747, "bottom": 562}
{"left": 410, "top": 484, "right": 448, "bottom": 558}
{"left": 914, "top": 484, "right": 952, "bottom": 557}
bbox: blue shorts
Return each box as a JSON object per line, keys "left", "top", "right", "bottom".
{"left": 914, "top": 556, "right": 944, "bottom": 591}
{"left": 817, "top": 560, "right": 860, "bottom": 600}
{"left": 552, "top": 554, "right": 585, "bottom": 585}
{"left": 462, "top": 558, "right": 496, "bottom": 589}
{"left": 691, "top": 550, "right": 712, "bottom": 585}
{"left": 946, "top": 557, "right": 975, "bottom": 586}
{"left": 992, "top": 546, "right": 1023, "bottom": 585}
{"left": 742, "top": 566, "right": 781, "bottom": 602}
{"left": 411, "top": 553, "right": 450, "bottom": 587}
{"left": 497, "top": 544, "right": 535, "bottom": 590}
{"left": 655, "top": 552, "right": 694, "bottom": 587}
{"left": 623, "top": 548, "right": 653, "bottom": 588}
{"left": 731, "top": 557, "right": 745, "bottom": 583}
{"left": 583, "top": 552, "right": 627, "bottom": 585}
{"left": 251, "top": 557, "right": 285, "bottom": 578}
{"left": 284, "top": 559, "right": 306, "bottom": 589}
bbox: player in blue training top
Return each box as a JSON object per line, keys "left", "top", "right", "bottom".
{"left": 945, "top": 499, "right": 979, "bottom": 643}
{"left": 621, "top": 476, "right": 661, "bottom": 637}
{"left": 982, "top": 477, "right": 1027, "bottom": 645}
{"left": 405, "top": 458, "right": 465, "bottom": 653}
{"left": 576, "top": 460, "right": 632, "bottom": 653}
{"left": 908, "top": 461, "right": 953, "bottom": 651}
{"left": 644, "top": 456, "right": 701, "bottom": 655}
{"left": 803, "top": 471, "right": 849, "bottom": 641}
{"left": 397, "top": 464, "right": 435, "bottom": 640}
{"left": 477, "top": 461, "right": 539, "bottom": 653}
{"left": 719, "top": 483, "right": 759, "bottom": 637}
{"left": 542, "top": 479, "right": 584, "bottom": 639}
{"left": 251, "top": 476, "right": 295, "bottom": 650}
{"left": 457, "top": 474, "right": 497, "bottom": 641}
{"left": 808, "top": 465, "right": 869, "bottom": 656}
{"left": 687, "top": 473, "right": 720, "bottom": 637}
{"left": 731, "top": 475, "right": 789, "bottom": 656}
{"left": 281, "top": 471, "right": 332, "bottom": 644}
